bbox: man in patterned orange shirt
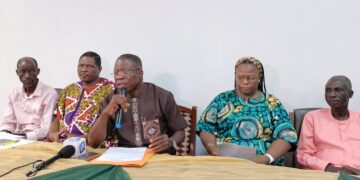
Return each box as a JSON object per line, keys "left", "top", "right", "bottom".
{"left": 48, "top": 51, "right": 114, "bottom": 143}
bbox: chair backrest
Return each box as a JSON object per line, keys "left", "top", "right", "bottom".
{"left": 52, "top": 88, "right": 63, "bottom": 121}
{"left": 55, "top": 88, "right": 63, "bottom": 95}
{"left": 294, "top": 108, "right": 321, "bottom": 137}
{"left": 176, "top": 105, "right": 197, "bottom": 156}
{"left": 293, "top": 107, "right": 321, "bottom": 168}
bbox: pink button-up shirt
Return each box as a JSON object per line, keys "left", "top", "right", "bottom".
{"left": 297, "top": 108, "right": 360, "bottom": 171}
{"left": 0, "top": 81, "right": 58, "bottom": 140}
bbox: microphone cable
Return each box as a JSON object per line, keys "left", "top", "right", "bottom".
{"left": 0, "top": 160, "right": 43, "bottom": 178}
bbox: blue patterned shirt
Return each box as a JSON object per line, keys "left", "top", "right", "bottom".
{"left": 196, "top": 90, "right": 297, "bottom": 165}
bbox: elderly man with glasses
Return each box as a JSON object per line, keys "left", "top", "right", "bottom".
{"left": 88, "top": 54, "right": 187, "bottom": 154}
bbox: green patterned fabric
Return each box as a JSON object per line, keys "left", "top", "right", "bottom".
{"left": 31, "top": 164, "right": 131, "bottom": 180}
{"left": 196, "top": 90, "right": 297, "bottom": 165}
{"left": 338, "top": 173, "right": 360, "bottom": 180}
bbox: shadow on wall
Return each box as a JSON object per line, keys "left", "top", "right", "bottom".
{"left": 152, "top": 72, "right": 198, "bottom": 110}
{"left": 153, "top": 72, "right": 179, "bottom": 96}
{"left": 263, "top": 64, "right": 296, "bottom": 110}
{"left": 263, "top": 64, "right": 280, "bottom": 96}
{"left": 101, "top": 57, "right": 115, "bottom": 81}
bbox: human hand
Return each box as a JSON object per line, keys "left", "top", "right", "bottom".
{"left": 341, "top": 165, "right": 360, "bottom": 175}
{"left": 148, "top": 134, "right": 172, "bottom": 153}
{"left": 254, "top": 155, "right": 270, "bottom": 165}
{"left": 48, "top": 130, "right": 64, "bottom": 142}
{"left": 206, "top": 143, "right": 220, "bottom": 156}
{"left": 103, "top": 95, "right": 128, "bottom": 116}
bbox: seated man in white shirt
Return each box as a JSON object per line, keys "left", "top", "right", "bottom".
{"left": 0, "top": 57, "right": 58, "bottom": 140}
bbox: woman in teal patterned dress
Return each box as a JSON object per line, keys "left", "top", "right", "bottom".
{"left": 196, "top": 57, "right": 297, "bottom": 165}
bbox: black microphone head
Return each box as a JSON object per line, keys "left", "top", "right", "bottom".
{"left": 59, "top": 145, "right": 75, "bottom": 158}
{"left": 115, "top": 87, "right": 128, "bottom": 95}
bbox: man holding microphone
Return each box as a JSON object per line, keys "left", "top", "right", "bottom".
{"left": 88, "top": 54, "right": 187, "bottom": 154}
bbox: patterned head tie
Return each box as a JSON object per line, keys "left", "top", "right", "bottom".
{"left": 235, "top": 57, "right": 263, "bottom": 74}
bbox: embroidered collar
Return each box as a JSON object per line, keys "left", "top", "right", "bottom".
{"left": 238, "top": 91, "right": 265, "bottom": 105}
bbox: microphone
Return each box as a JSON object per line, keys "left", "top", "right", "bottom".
{"left": 63, "top": 137, "right": 86, "bottom": 158}
{"left": 115, "top": 87, "right": 128, "bottom": 129}
{"left": 26, "top": 145, "right": 75, "bottom": 177}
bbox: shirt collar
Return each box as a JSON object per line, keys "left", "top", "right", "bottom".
{"left": 238, "top": 91, "right": 266, "bottom": 105}
{"left": 22, "top": 80, "right": 43, "bottom": 98}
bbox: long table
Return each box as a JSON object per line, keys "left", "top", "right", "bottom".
{"left": 0, "top": 142, "right": 338, "bottom": 179}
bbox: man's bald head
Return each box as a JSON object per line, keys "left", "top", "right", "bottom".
{"left": 17, "top": 57, "right": 38, "bottom": 69}
{"left": 326, "top": 75, "right": 352, "bottom": 90}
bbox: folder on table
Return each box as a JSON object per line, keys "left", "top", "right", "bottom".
{"left": 92, "top": 147, "right": 155, "bottom": 167}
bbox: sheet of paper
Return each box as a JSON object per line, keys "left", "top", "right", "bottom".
{"left": 217, "top": 142, "right": 257, "bottom": 161}
{"left": 0, "top": 132, "right": 33, "bottom": 150}
{"left": 97, "top": 147, "right": 147, "bottom": 162}
{"left": 0, "top": 132, "right": 25, "bottom": 139}
{"left": 0, "top": 139, "right": 33, "bottom": 150}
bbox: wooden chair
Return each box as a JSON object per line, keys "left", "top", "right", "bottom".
{"left": 176, "top": 105, "right": 197, "bottom": 156}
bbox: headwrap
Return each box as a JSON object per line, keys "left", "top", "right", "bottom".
{"left": 235, "top": 57, "right": 263, "bottom": 75}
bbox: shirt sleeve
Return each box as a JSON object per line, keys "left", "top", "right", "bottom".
{"left": 297, "top": 113, "right": 330, "bottom": 170}
{"left": 98, "top": 94, "right": 115, "bottom": 135}
{"left": 195, "top": 95, "right": 220, "bottom": 136}
{"left": 0, "top": 93, "right": 17, "bottom": 132}
{"left": 26, "top": 90, "right": 58, "bottom": 140}
{"left": 271, "top": 99, "right": 298, "bottom": 146}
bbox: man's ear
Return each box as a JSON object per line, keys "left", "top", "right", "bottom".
{"left": 349, "top": 90, "right": 354, "bottom": 98}
{"left": 37, "top": 68, "right": 40, "bottom": 75}
{"left": 138, "top": 69, "right": 144, "bottom": 81}
{"left": 96, "top": 66, "right": 102, "bottom": 76}
{"left": 16, "top": 70, "right": 19, "bottom": 75}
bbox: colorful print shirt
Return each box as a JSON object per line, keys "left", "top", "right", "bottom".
{"left": 56, "top": 78, "right": 114, "bottom": 136}
{"left": 196, "top": 90, "right": 297, "bottom": 165}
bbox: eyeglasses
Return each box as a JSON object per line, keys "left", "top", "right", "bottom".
{"left": 236, "top": 76, "right": 259, "bottom": 83}
{"left": 110, "top": 68, "right": 140, "bottom": 77}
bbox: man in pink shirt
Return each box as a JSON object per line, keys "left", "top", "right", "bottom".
{"left": 0, "top": 57, "right": 58, "bottom": 140}
{"left": 297, "top": 75, "right": 360, "bottom": 175}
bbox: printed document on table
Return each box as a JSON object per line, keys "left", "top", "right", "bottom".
{"left": 0, "top": 132, "right": 25, "bottom": 140}
{"left": 0, "top": 132, "right": 33, "bottom": 150}
{"left": 217, "top": 142, "right": 257, "bottom": 161}
{"left": 92, "top": 147, "right": 155, "bottom": 167}
{"left": 97, "top": 147, "right": 147, "bottom": 162}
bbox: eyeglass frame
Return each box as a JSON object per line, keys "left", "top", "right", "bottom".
{"left": 235, "top": 75, "right": 260, "bottom": 83}
{"left": 110, "top": 68, "right": 141, "bottom": 77}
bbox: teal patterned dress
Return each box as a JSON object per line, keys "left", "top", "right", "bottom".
{"left": 196, "top": 90, "right": 297, "bottom": 165}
